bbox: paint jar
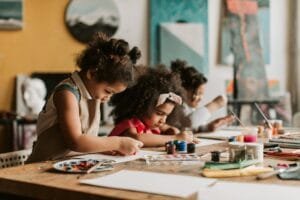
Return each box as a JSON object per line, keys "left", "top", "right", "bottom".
{"left": 229, "top": 142, "right": 246, "bottom": 162}
{"left": 245, "top": 143, "right": 264, "bottom": 163}
{"left": 211, "top": 151, "right": 221, "bottom": 162}
{"left": 242, "top": 127, "right": 258, "bottom": 143}
{"left": 187, "top": 143, "right": 196, "bottom": 154}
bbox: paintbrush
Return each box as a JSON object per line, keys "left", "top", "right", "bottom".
{"left": 254, "top": 103, "right": 273, "bottom": 129}
{"left": 228, "top": 108, "right": 246, "bottom": 127}
{"left": 86, "top": 161, "right": 105, "bottom": 174}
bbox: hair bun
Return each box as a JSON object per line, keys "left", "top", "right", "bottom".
{"left": 109, "top": 39, "right": 129, "bottom": 56}
{"left": 128, "top": 47, "right": 141, "bottom": 64}
{"left": 171, "top": 59, "right": 187, "bottom": 74}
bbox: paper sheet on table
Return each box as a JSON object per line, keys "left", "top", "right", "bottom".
{"left": 80, "top": 170, "right": 216, "bottom": 198}
{"left": 73, "top": 150, "right": 163, "bottom": 163}
{"left": 198, "top": 130, "right": 242, "bottom": 140}
{"left": 197, "top": 181, "right": 299, "bottom": 200}
{"left": 195, "top": 138, "right": 225, "bottom": 147}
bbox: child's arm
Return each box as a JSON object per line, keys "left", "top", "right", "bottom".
{"left": 205, "top": 95, "right": 227, "bottom": 113}
{"left": 159, "top": 124, "right": 180, "bottom": 135}
{"left": 54, "top": 90, "right": 143, "bottom": 155}
{"left": 122, "top": 127, "right": 194, "bottom": 147}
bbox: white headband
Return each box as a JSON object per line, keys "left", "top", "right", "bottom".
{"left": 156, "top": 92, "right": 182, "bottom": 107}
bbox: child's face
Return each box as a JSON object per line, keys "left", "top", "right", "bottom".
{"left": 88, "top": 81, "right": 126, "bottom": 102}
{"left": 142, "top": 102, "right": 175, "bottom": 129}
{"left": 187, "top": 84, "right": 205, "bottom": 108}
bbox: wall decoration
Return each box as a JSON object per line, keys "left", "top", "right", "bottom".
{"left": 0, "top": 0, "right": 23, "bottom": 30}
{"left": 160, "top": 23, "right": 206, "bottom": 74}
{"left": 150, "top": 0, "right": 208, "bottom": 74}
{"left": 220, "top": 0, "right": 270, "bottom": 65}
{"left": 65, "top": 0, "right": 120, "bottom": 43}
{"left": 220, "top": 0, "right": 269, "bottom": 100}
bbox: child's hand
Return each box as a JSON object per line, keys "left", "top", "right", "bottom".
{"left": 207, "top": 115, "right": 235, "bottom": 131}
{"left": 175, "top": 131, "right": 194, "bottom": 143}
{"left": 118, "top": 137, "right": 143, "bottom": 156}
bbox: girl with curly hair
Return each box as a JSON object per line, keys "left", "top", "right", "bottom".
{"left": 108, "top": 68, "right": 198, "bottom": 147}
{"left": 27, "top": 33, "right": 143, "bottom": 163}
{"left": 168, "top": 59, "right": 234, "bottom": 132}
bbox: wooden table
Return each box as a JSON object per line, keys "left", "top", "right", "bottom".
{"left": 0, "top": 142, "right": 299, "bottom": 200}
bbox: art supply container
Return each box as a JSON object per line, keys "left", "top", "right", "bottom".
{"left": 211, "top": 151, "right": 221, "bottom": 162}
{"left": 229, "top": 142, "right": 246, "bottom": 162}
{"left": 187, "top": 143, "right": 196, "bottom": 153}
{"left": 243, "top": 127, "right": 258, "bottom": 143}
{"left": 245, "top": 143, "right": 264, "bottom": 163}
{"left": 177, "top": 141, "right": 187, "bottom": 153}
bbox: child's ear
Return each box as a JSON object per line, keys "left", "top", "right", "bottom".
{"left": 86, "top": 69, "right": 95, "bottom": 80}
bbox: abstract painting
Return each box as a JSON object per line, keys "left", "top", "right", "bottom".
{"left": 220, "top": 0, "right": 270, "bottom": 65}
{"left": 150, "top": 0, "right": 208, "bottom": 74}
{"left": 0, "top": 0, "right": 23, "bottom": 30}
{"left": 65, "top": 0, "right": 120, "bottom": 43}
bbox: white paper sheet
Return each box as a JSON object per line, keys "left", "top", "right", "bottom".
{"left": 73, "top": 150, "right": 163, "bottom": 164}
{"left": 197, "top": 181, "right": 299, "bottom": 200}
{"left": 80, "top": 170, "right": 216, "bottom": 198}
{"left": 195, "top": 138, "right": 225, "bottom": 147}
{"left": 198, "top": 130, "right": 242, "bottom": 140}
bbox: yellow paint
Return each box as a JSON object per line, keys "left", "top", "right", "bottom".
{"left": 0, "top": 0, "right": 84, "bottom": 110}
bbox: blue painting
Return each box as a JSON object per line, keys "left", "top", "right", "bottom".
{"left": 0, "top": 0, "right": 23, "bottom": 30}
{"left": 150, "top": 0, "right": 208, "bottom": 74}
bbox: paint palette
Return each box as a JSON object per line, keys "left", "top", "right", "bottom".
{"left": 144, "top": 154, "right": 203, "bottom": 164}
{"left": 53, "top": 159, "right": 115, "bottom": 173}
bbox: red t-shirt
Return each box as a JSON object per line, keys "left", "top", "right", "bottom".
{"left": 109, "top": 117, "right": 161, "bottom": 136}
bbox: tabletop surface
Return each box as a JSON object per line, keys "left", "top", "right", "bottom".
{"left": 0, "top": 142, "right": 299, "bottom": 200}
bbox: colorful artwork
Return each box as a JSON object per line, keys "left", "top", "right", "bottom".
{"left": 220, "top": 0, "right": 270, "bottom": 65}
{"left": 0, "top": 0, "right": 23, "bottom": 30}
{"left": 150, "top": 0, "right": 208, "bottom": 74}
{"left": 221, "top": 0, "right": 269, "bottom": 100}
{"left": 226, "top": 79, "right": 280, "bottom": 98}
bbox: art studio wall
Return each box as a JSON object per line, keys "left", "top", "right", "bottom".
{"left": 0, "top": 0, "right": 289, "bottom": 113}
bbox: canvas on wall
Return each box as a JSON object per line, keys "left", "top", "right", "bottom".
{"left": 150, "top": 0, "right": 208, "bottom": 74}
{"left": 0, "top": 0, "right": 23, "bottom": 30}
{"left": 219, "top": 0, "right": 270, "bottom": 65}
{"left": 65, "top": 0, "right": 120, "bottom": 43}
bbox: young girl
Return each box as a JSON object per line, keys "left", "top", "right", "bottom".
{"left": 108, "top": 68, "right": 197, "bottom": 147}
{"left": 168, "top": 60, "right": 234, "bottom": 132}
{"left": 26, "top": 33, "right": 143, "bottom": 163}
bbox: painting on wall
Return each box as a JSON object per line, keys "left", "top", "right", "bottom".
{"left": 219, "top": 0, "right": 269, "bottom": 100}
{"left": 0, "top": 0, "right": 23, "bottom": 30}
{"left": 65, "top": 0, "right": 120, "bottom": 43}
{"left": 150, "top": 0, "right": 208, "bottom": 74}
{"left": 219, "top": 0, "right": 270, "bottom": 65}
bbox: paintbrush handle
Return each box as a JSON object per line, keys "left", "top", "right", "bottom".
{"left": 86, "top": 162, "right": 103, "bottom": 174}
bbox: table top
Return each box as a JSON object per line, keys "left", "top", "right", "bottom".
{"left": 0, "top": 142, "right": 299, "bottom": 200}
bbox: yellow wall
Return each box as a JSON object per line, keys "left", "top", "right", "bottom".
{"left": 0, "top": 0, "right": 84, "bottom": 110}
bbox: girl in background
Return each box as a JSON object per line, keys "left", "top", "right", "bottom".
{"left": 109, "top": 68, "right": 198, "bottom": 147}
{"left": 27, "top": 33, "right": 143, "bottom": 163}
{"left": 168, "top": 59, "right": 234, "bottom": 132}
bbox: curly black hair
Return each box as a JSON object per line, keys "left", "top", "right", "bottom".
{"left": 170, "top": 59, "right": 207, "bottom": 93}
{"left": 76, "top": 32, "right": 141, "bottom": 86}
{"left": 109, "top": 67, "right": 184, "bottom": 124}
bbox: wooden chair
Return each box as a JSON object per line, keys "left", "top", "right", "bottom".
{"left": 0, "top": 149, "right": 32, "bottom": 169}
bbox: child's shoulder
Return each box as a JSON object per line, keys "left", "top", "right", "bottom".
{"left": 54, "top": 82, "right": 80, "bottom": 102}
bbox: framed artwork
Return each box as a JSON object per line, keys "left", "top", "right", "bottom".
{"left": 0, "top": 0, "right": 23, "bottom": 30}
{"left": 150, "top": 0, "right": 208, "bottom": 74}
{"left": 65, "top": 0, "right": 120, "bottom": 43}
